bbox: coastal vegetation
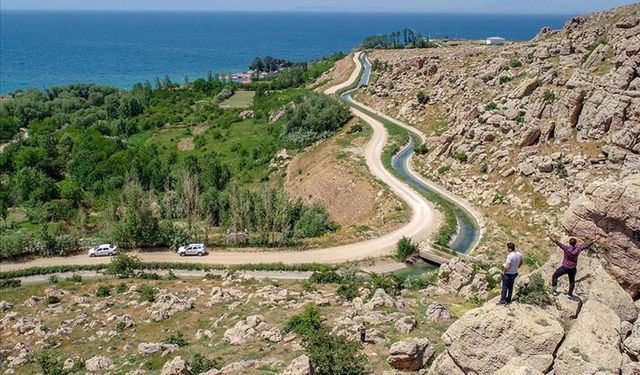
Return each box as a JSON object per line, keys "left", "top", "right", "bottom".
{"left": 0, "top": 55, "right": 350, "bottom": 259}
{"left": 362, "top": 28, "right": 438, "bottom": 49}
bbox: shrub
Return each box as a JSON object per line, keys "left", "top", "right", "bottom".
{"left": 163, "top": 332, "right": 189, "bottom": 347}
{"left": 554, "top": 161, "right": 568, "bottom": 178}
{"left": 0, "top": 279, "right": 21, "bottom": 288}
{"left": 484, "top": 101, "right": 498, "bottom": 111}
{"left": 508, "top": 59, "right": 522, "bottom": 68}
{"left": 95, "top": 285, "right": 111, "bottom": 298}
{"left": 138, "top": 272, "right": 161, "bottom": 280}
{"left": 309, "top": 270, "right": 343, "bottom": 284}
{"left": 400, "top": 272, "right": 437, "bottom": 290}
{"left": 164, "top": 270, "right": 178, "bottom": 280}
{"left": 65, "top": 274, "right": 82, "bottom": 283}
{"left": 46, "top": 295, "right": 61, "bottom": 305}
{"left": 395, "top": 236, "right": 418, "bottom": 260}
{"left": 283, "top": 305, "right": 324, "bottom": 336}
{"left": 515, "top": 111, "right": 526, "bottom": 124}
{"left": 116, "top": 283, "right": 128, "bottom": 294}
{"left": 416, "top": 90, "right": 429, "bottom": 104}
{"left": 188, "top": 353, "right": 219, "bottom": 374}
{"left": 413, "top": 143, "right": 428, "bottom": 155}
{"left": 48, "top": 275, "right": 59, "bottom": 284}
{"left": 437, "top": 165, "right": 451, "bottom": 174}
{"left": 336, "top": 282, "right": 359, "bottom": 301}
{"left": 294, "top": 204, "right": 336, "bottom": 238}
{"left": 499, "top": 76, "right": 512, "bottom": 84}
{"left": 204, "top": 273, "right": 222, "bottom": 280}
{"left": 138, "top": 284, "right": 157, "bottom": 303}
{"left": 516, "top": 273, "right": 553, "bottom": 307}
{"left": 543, "top": 90, "right": 556, "bottom": 103}
{"left": 369, "top": 273, "right": 401, "bottom": 296}
{"left": 106, "top": 253, "right": 142, "bottom": 278}
{"left": 492, "top": 192, "right": 506, "bottom": 205}
{"left": 33, "top": 351, "right": 69, "bottom": 375}
{"left": 304, "top": 328, "right": 366, "bottom": 375}
{"left": 453, "top": 152, "right": 468, "bottom": 163}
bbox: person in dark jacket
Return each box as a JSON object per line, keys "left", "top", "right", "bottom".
{"left": 546, "top": 231, "right": 603, "bottom": 296}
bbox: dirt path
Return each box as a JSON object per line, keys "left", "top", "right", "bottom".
{"left": 1, "top": 52, "right": 441, "bottom": 273}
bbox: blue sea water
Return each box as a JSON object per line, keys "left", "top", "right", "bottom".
{"left": 0, "top": 11, "right": 572, "bottom": 94}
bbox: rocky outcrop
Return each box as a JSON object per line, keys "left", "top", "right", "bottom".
{"left": 387, "top": 339, "right": 435, "bottom": 371}
{"left": 138, "top": 342, "right": 179, "bottom": 356}
{"left": 161, "top": 356, "right": 190, "bottom": 375}
{"left": 223, "top": 315, "right": 282, "bottom": 345}
{"left": 425, "top": 303, "right": 452, "bottom": 321}
{"left": 562, "top": 175, "right": 640, "bottom": 296}
{"left": 148, "top": 293, "right": 194, "bottom": 321}
{"left": 85, "top": 355, "right": 114, "bottom": 373}
{"left": 554, "top": 300, "right": 623, "bottom": 374}
{"left": 430, "top": 303, "right": 564, "bottom": 375}
{"left": 280, "top": 354, "right": 313, "bottom": 375}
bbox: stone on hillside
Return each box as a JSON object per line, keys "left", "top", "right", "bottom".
{"left": 425, "top": 303, "right": 452, "bottom": 321}
{"left": 280, "top": 354, "right": 313, "bottom": 375}
{"left": 160, "top": 356, "right": 190, "bottom": 375}
{"left": 365, "top": 288, "right": 396, "bottom": 310}
{"left": 553, "top": 300, "right": 622, "bottom": 375}
{"left": 623, "top": 319, "right": 640, "bottom": 358}
{"left": 394, "top": 315, "right": 417, "bottom": 334}
{"left": 562, "top": 174, "right": 640, "bottom": 296}
{"left": 24, "top": 296, "right": 44, "bottom": 308}
{"left": 0, "top": 301, "right": 13, "bottom": 311}
{"left": 518, "top": 161, "right": 536, "bottom": 176}
{"left": 138, "top": 343, "right": 179, "bottom": 356}
{"left": 509, "top": 78, "right": 539, "bottom": 99}
{"left": 428, "top": 352, "right": 465, "bottom": 375}
{"left": 149, "top": 293, "right": 194, "bottom": 321}
{"left": 387, "top": 339, "right": 434, "bottom": 371}
{"left": 622, "top": 362, "right": 640, "bottom": 375}
{"left": 520, "top": 127, "right": 542, "bottom": 147}
{"left": 224, "top": 315, "right": 281, "bottom": 345}
{"left": 433, "top": 303, "right": 564, "bottom": 375}
{"left": 494, "top": 365, "right": 544, "bottom": 375}
{"left": 85, "top": 355, "right": 114, "bottom": 373}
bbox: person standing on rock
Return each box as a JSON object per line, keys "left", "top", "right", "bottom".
{"left": 497, "top": 242, "right": 523, "bottom": 306}
{"left": 358, "top": 322, "right": 367, "bottom": 344}
{"left": 546, "top": 231, "right": 603, "bottom": 297}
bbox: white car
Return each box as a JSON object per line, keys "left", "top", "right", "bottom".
{"left": 177, "top": 243, "right": 206, "bottom": 256}
{"left": 88, "top": 244, "right": 118, "bottom": 257}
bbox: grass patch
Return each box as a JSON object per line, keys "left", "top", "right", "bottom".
{"left": 219, "top": 90, "right": 255, "bottom": 109}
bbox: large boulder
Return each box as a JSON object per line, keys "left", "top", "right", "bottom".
{"left": 161, "top": 356, "right": 190, "bottom": 375}
{"left": 553, "top": 300, "right": 623, "bottom": 375}
{"left": 509, "top": 77, "right": 539, "bottom": 99}
{"left": 430, "top": 303, "right": 564, "bottom": 375}
{"left": 387, "top": 339, "right": 434, "bottom": 371}
{"left": 562, "top": 175, "right": 640, "bottom": 296}
{"left": 85, "top": 355, "right": 114, "bottom": 373}
{"left": 280, "top": 354, "right": 313, "bottom": 375}
{"left": 624, "top": 319, "right": 640, "bottom": 358}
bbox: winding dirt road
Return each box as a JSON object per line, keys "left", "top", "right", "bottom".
{"left": 1, "top": 52, "right": 442, "bottom": 272}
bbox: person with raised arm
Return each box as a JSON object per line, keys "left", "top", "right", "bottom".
{"left": 546, "top": 231, "right": 604, "bottom": 297}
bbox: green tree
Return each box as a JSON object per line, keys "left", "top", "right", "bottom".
{"left": 14, "top": 167, "right": 59, "bottom": 204}
{"left": 119, "top": 95, "right": 144, "bottom": 118}
{"left": 294, "top": 204, "right": 335, "bottom": 238}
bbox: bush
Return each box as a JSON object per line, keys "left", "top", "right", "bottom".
{"left": 554, "top": 161, "right": 568, "bottom": 178}
{"left": 164, "top": 270, "right": 178, "bottom": 280}
{"left": 508, "top": 59, "right": 522, "bottom": 68}
{"left": 499, "top": 76, "right": 512, "bottom": 84}
{"left": 453, "top": 152, "right": 468, "bottom": 163}
{"left": 336, "top": 282, "right": 359, "bottom": 301}
{"left": 65, "top": 273, "right": 82, "bottom": 283}
{"left": 137, "top": 272, "right": 161, "bottom": 280}
{"left": 524, "top": 254, "right": 542, "bottom": 269}
{"left": 46, "top": 295, "right": 61, "bottom": 305}
{"left": 138, "top": 284, "right": 156, "bottom": 302}
{"left": 294, "top": 204, "right": 336, "bottom": 238}
{"left": 400, "top": 272, "right": 437, "bottom": 290}
{"left": 106, "top": 253, "right": 142, "bottom": 278}
{"left": 416, "top": 90, "right": 429, "bottom": 104}
{"left": 283, "top": 305, "right": 324, "bottom": 336}
{"left": 0, "top": 279, "right": 21, "bottom": 288}
{"left": 48, "top": 275, "right": 59, "bottom": 284}
{"left": 116, "top": 283, "right": 128, "bottom": 294}
{"left": 516, "top": 273, "right": 553, "bottom": 307}
{"left": 437, "top": 165, "right": 451, "bottom": 174}
{"left": 395, "top": 236, "right": 418, "bottom": 260}
{"left": 543, "top": 90, "right": 556, "bottom": 103}
{"left": 369, "top": 273, "right": 401, "bottom": 296}
{"left": 33, "top": 351, "right": 69, "bottom": 375}
{"left": 163, "top": 332, "right": 189, "bottom": 347}
{"left": 95, "top": 285, "right": 111, "bottom": 298}
{"left": 204, "top": 273, "right": 222, "bottom": 280}
{"left": 309, "top": 270, "right": 343, "bottom": 284}
{"left": 484, "top": 101, "right": 498, "bottom": 111}
{"left": 188, "top": 353, "right": 219, "bottom": 374}
{"left": 304, "top": 328, "right": 366, "bottom": 375}
{"left": 413, "top": 143, "right": 428, "bottom": 155}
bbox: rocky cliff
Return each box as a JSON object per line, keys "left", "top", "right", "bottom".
{"left": 359, "top": 3, "right": 639, "bottom": 270}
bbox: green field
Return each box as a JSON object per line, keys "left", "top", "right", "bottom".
{"left": 219, "top": 90, "right": 255, "bottom": 109}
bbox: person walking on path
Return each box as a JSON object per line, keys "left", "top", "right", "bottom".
{"left": 358, "top": 322, "right": 367, "bottom": 344}
{"left": 497, "top": 242, "right": 523, "bottom": 305}
{"left": 546, "top": 231, "right": 603, "bottom": 297}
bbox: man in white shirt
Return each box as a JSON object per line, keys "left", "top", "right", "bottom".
{"left": 497, "top": 242, "right": 523, "bottom": 305}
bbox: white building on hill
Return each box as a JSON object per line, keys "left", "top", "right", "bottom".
{"left": 485, "top": 36, "right": 506, "bottom": 45}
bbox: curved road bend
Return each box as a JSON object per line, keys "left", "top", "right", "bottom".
{"left": 340, "top": 52, "right": 484, "bottom": 254}
{"left": 1, "top": 52, "right": 441, "bottom": 273}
